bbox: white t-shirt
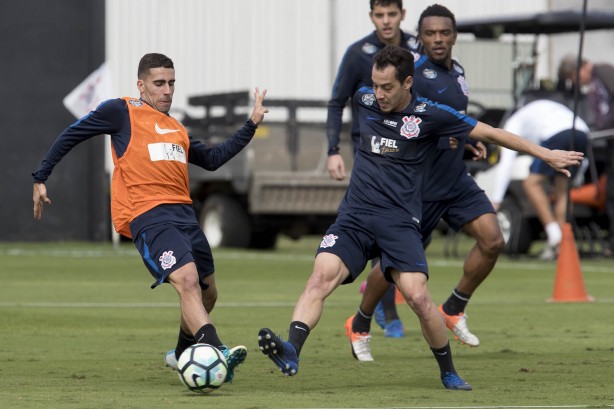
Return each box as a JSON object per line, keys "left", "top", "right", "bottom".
{"left": 491, "top": 99, "right": 589, "bottom": 204}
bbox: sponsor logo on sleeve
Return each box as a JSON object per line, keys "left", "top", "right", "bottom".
{"left": 362, "top": 93, "right": 375, "bottom": 106}
{"left": 362, "top": 42, "right": 378, "bottom": 54}
{"left": 422, "top": 69, "right": 437, "bottom": 79}
{"left": 319, "top": 234, "right": 339, "bottom": 248}
{"left": 458, "top": 76, "right": 469, "bottom": 96}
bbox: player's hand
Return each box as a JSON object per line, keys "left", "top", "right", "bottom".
{"left": 250, "top": 87, "right": 269, "bottom": 125}
{"left": 546, "top": 149, "right": 584, "bottom": 177}
{"left": 466, "top": 141, "right": 487, "bottom": 160}
{"left": 327, "top": 154, "right": 346, "bottom": 181}
{"left": 33, "top": 183, "right": 51, "bottom": 220}
{"left": 448, "top": 137, "right": 459, "bottom": 150}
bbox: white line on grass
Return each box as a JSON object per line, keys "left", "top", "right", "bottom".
{"left": 0, "top": 302, "right": 297, "bottom": 308}
{"left": 1, "top": 248, "right": 612, "bottom": 274}
{"left": 288, "top": 406, "right": 614, "bottom": 409}
{"left": 1, "top": 298, "right": 613, "bottom": 309}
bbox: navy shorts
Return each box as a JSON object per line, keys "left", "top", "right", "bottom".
{"left": 421, "top": 174, "right": 495, "bottom": 240}
{"left": 133, "top": 223, "right": 214, "bottom": 289}
{"left": 530, "top": 129, "right": 588, "bottom": 177}
{"left": 315, "top": 212, "right": 428, "bottom": 285}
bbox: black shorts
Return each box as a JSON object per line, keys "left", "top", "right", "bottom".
{"left": 315, "top": 212, "right": 428, "bottom": 285}
{"left": 133, "top": 223, "right": 214, "bottom": 289}
{"left": 530, "top": 129, "right": 588, "bottom": 178}
{"left": 421, "top": 174, "right": 495, "bottom": 240}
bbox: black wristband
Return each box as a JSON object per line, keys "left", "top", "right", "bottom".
{"left": 327, "top": 146, "right": 340, "bottom": 156}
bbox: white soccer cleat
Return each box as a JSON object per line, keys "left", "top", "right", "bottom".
{"left": 165, "top": 349, "right": 178, "bottom": 370}
{"left": 344, "top": 315, "right": 374, "bottom": 361}
{"left": 438, "top": 305, "right": 480, "bottom": 347}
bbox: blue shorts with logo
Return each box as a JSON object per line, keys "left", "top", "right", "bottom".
{"left": 530, "top": 129, "right": 588, "bottom": 177}
{"left": 316, "top": 212, "right": 428, "bottom": 284}
{"left": 133, "top": 223, "right": 214, "bottom": 289}
{"left": 421, "top": 174, "right": 495, "bottom": 241}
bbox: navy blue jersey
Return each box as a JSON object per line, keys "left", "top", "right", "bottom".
{"left": 32, "top": 98, "right": 256, "bottom": 235}
{"left": 326, "top": 31, "right": 420, "bottom": 155}
{"left": 412, "top": 53, "right": 473, "bottom": 201}
{"left": 337, "top": 87, "right": 477, "bottom": 224}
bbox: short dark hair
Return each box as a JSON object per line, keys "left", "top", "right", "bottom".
{"left": 557, "top": 54, "right": 588, "bottom": 81}
{"left": 418, "top": 4, "right": 456, "bottom": 33}
{"left": 370, "top": 0, "right": 402, "bottom": 11}
{"left": 373, "top": 45, "right": 414, "bottom": 83}
{"left": 137, "top": 53, "right": 174, "bottom": 79}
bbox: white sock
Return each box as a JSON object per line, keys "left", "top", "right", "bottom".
{"left": 545, "top": 222, "right": 562, "bottom": 247}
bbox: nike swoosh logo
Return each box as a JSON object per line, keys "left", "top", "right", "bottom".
{"left": 435, "top": 351, "right": 448, "bottom": 356}
{"left": 294, "top": 325, "right": 308, "bottom": 332}
{"left": 155, "top": 123, "right": 180, "bottom": 134}
{"left": 437, "top": 87, "right": 448, "bottom": 94}
{"left": 366, "top": 116, "right": 380, "bottom": 121}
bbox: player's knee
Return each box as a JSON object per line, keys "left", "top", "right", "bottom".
{"left": 169, "top": 266, "right": 201, "bottom": 293}
{"left": 401, "top": 287, "right": 430, "bottom": 313}
{"left": 305, "top": 268, "right": 340, "bottom": 297}
{"left": 482, "top": 231, "right": 505, "bottom": 256}
{"left": 492, "top": 231, "right": 505, "bottom": 253}
{"left": 474, "top": 220, "right": 505, "bottom": 256}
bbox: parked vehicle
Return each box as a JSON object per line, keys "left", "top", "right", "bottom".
{"left": 457, "top": 9, "right": 614, "bottom": 255}
{"left": 183, "top": 91, "right": 353, "bottom": 249}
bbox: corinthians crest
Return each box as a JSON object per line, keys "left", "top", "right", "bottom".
{"left": 400, "top": 115, "right": 422, "bottom": 139}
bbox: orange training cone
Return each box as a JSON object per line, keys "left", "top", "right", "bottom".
{"left": 395, "top": 288, "right": 404, "bottom": 304}
{"left": 548, "top": 223, "right": 594, "bottom": 302}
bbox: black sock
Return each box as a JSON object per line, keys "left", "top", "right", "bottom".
{"left": 175, "top": 328, "right": 196, "bottom": 359}
{"left": 352, "top": 308, "right": 372, "bottom": 333}
{"left": 288, "top": 321, "right": 310, "bottom": 356}
{"left": 431, "top": 343, "right": 456, "bottom": 375}
{"left": 381, "top": 284, "right": 400, "bottom": 322}
{"left": 194, "top": 324, "right": 223, "bottom": 349}
{"left": 442, "top": 288, "right": 471, "bottom": 315}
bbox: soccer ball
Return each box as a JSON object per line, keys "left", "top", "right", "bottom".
{"left": 177, "top": 344, "right": 228, "bottom": 393}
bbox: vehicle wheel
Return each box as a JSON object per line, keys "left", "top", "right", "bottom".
{"left": 496, "top": 198, "right": 532, "bottom": 255}
{"left": 249, "top": 229, "right": 278, "bottom": 249}
{"left": 199, "top": 195, "right": 251, "bottom": 248}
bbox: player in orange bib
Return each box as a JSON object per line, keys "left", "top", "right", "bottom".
{"left": 32, "top": 53, "right": 268, "bottom": 384}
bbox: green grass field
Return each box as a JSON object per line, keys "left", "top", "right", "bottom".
{"left": 1, "top": 236, "right": 613, "bottom": 409}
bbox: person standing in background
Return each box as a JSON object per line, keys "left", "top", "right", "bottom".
{"left": 557, "top": 55, "right": 614, "bottom": 257}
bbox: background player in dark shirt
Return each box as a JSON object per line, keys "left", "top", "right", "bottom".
{"left": 326, "top": 0, "right": 419, "bottom": 181}
{"left": 347, "top": 4, "right": 503, "bottom": 360}
{"left": 257, "top": 46, "right": 583, "bottom": 391}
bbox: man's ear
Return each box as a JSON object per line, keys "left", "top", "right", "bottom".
{"left": 404, "top": 76, "right": 413, "bottom": 90}
{"left": 136, "top": 79, "right": 145, "bottom": 93}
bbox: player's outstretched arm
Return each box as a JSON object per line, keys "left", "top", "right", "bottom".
{"left": 469, "top": 122, "right": 584, "bottom": 177}
{"left": 250, "top": 87, "right": 269, "bottom": 125}
{"left": 33, "top": 183, "right": 51, "bottom": 220}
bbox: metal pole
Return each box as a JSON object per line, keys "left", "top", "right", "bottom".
{"left": 567, "top": 0, "right": 589, "bottom": 223}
